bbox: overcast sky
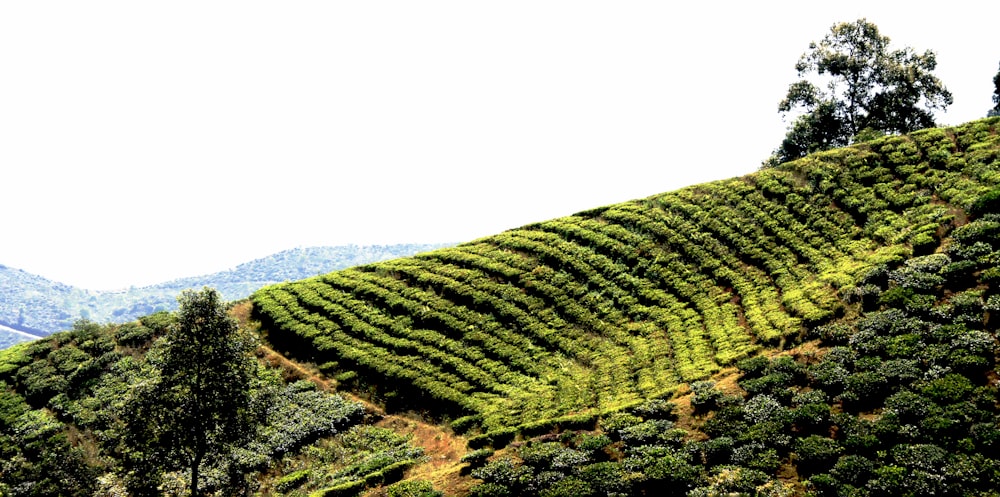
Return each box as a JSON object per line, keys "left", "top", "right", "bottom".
{"left": 2, "top": 1, "right": 998, "bottom": 290}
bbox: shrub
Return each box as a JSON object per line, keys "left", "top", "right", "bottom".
{"left": 470, "top": 483, "right": 513, "bottom": 497}
{"left": 538, "top": 476, "right": 593, "bottom": 497}
{"left": 809, "top": 322, "right": 854, "bottom": 344}
{"left": 809, "top": 360, "right": 850, "bottom": 394}
{"left": 743, "top": 395, "right": 788, "bottom": 425}
{"left": 970, "top": 187, "right": 1000, "bottom": 216}
{"left": 450, "top": 415, "right": 482, "bottom": 434}
{"left": 627, "top": 398, "right": 676, "bottom": 420}
{"left": 691, "top": 466, "right": 770, "bottom": 495}
{"left": 625, "top": 445, "right": 700, "bottom": 489}
{"left": 795, "top": 435, "right": 843, "bottom": 475}
{"left": 702, "top": 406, "right": 748, "bottom": 438}
{"left": 890, "top": 443, "right": 947, "bottom": 471}
{"left": 618, "top": 419, "right": 680, "bottom": 446}
{"left": 386, "top": 479, "right": 443, "bottom": 497}
{"left": 576, "top": 462, "right": 633, "bottom": 495}
{"left": 600, "top": 412, "right": 643, "bottom": 437}
{"left": 829, "top": 454, "right": 875, "bottom": 486}
{"left": 471, "top": 458, "right": 532, "bottom": 493}
{"left": 883, "top": 389, "right": 937, "bottom": 424}
{"left": 739, "top": 361, "right": 802, "bottom": 400}
{"left": 731, "top": 442, "right": 783, "bottom": 472}
{"left": 831, "top": 414, "right": 879, "bottom": 452}
{"left": 575, "top": 433, "right": 612, "bottom": 453}
{"left": 737, "top": 356, "right": 771, "bottom": 377}
{"left": 841, "top": 371, "right": 889, "bottom": 410}
{"left": 461, "top": 448, "right": 494, "bottom": 467}
{"left": 519, "top": 442, "right": 589, "bottom": 471}
{"left": 805, "top": 473, "right": 839, "bottom": 496}
{"left": 920, "top": 373, "right": 974, "bottom": 404}
{"left": 792, "top": 402, "right": 831, "bottom": 434}
{"left": 690, "top": 381, "right": 724, "bottom": 413}
{"left": 697, "top": 436, "right": 735, "bottom": 466}
{"left": 114, "top": 322, "right": 155, "bottom": 347}
{"left": 275, "top": 470, "right": 309, "bottom": 493}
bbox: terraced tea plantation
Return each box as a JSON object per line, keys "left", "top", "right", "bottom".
{"left": 252, "top": 118, "right": 1000, "bottom": 437}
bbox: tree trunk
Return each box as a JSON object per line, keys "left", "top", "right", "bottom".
{"left": 191, "top": 449, "right": 204, "bottom": 497}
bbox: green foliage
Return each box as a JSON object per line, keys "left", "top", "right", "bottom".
{"left": 301, "top": 426, "right": 425, "bottom": 495}
{"left": 251, "top": 118, "right": 1000, "bottom": 441}
{"left": 120, "top": 288, "right": 261, "bottom": 496}
{"left": 770, "top": 19, "right": 952, "bottom": 164}
{"left": 386, "top": 479, "right": 443, "bottom": 497}
{"left": 461, "top": 448, "right": 495, "bottom": 467}
{"left": 468, "top": 182, "right": 1000, "bottom": 496}
{"left": 990, "top": 61, "right": 1000, "bottom": 117}
{"left": 971, "top": 187, "right": 1000, "bottom": 216}
{"left": 795, "top": 435, "right": 843, "bottom": 474}
{"left": 276, "top": 469, "right": 311, "bottom": 492}
{"left": 690, "top": 380, "right": 724, "bottom": 413}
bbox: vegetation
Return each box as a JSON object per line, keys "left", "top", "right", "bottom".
{"left": 0, "top": 301, "right": 429, "bottom": 495}
{"left": 769, "top": 19, "right": 952, "bottom": 164}
{"left": 991, "top": 61, "right": 1000, "bottom": 117}
{"left": 254, "top": 118, "right": 1000, "bottom": 443}
{"left": 0, "top": 244, "right": 450, "bottom": 339}
{"left": 121, "top": 288, "right": 260, "bottom": 496}
{"left": 464, "top": 210, "right": 1000, "bottom": 496}
{"left": 2, "top": 114, "right": 1000, "bottom": 495}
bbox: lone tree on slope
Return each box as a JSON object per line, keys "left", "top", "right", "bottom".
{"left": 767, "top": 19, "right": 953, "bottom": 166}
{"left": 122, "top": 287, "right": 261, "bottom": 496}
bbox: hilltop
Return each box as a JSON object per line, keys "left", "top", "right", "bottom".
{"left": 1, "top": 118, "right": 999, "bottom": 495}
{"left": 0, "top": 243, "right": 451, "bottom": 343}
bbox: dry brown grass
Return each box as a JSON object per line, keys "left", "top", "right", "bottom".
{"left": 257, "top": 345, "right": 474, "bottom": 495}
{"left": 363, "top": 414, "right": 475, "bottom": 496}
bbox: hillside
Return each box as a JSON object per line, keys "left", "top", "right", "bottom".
{"left": 253, "top": 119, "right": 1000, "bottom": 432}
{"left": 249, "top": 118, "right": 1000, "bottom": 494}
{"left": 0, "top": 244, "right": 450, "bottom": 341}
{"left": 1, "top": 118, "right": 999, "bottom": 495}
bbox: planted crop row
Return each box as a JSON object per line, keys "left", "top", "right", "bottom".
{"left": 301, "top": 275, "right": 526, "bottom": 396}
{"left": 250, "top": 118, "right": 1000, "bottom": 433}
{"left": 254, "top": 285, "right": 482, "bottom": 412}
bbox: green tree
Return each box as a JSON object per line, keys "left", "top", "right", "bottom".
{"left": 989, "top": 61, "right": 1000, "bottom": 117}
{"left": 122, "top": 287, "right": 260, "bottom": 496}
{"left": 767, "top": 19, "right": 952, "bottom": 165}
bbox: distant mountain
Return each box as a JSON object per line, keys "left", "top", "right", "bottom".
{"left": 0, "top": 244, "right": 451, "bottom": 340}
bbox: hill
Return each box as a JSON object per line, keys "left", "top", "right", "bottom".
{"left": 0, "top": 243, "right": 451, "bottom": 342}
{"left": 1, "top": 118, "right": 999, "bottom": 495}
{"left": 253, "top": 120, "right": 1000, "bottom": 432}
{"left": 248, "top": 117, "right": 1000, "bottom": 493}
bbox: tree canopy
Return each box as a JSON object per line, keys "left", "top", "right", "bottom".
{"left": 768, "top": 19, "right": 952, "bottom": 165}
{"left": 122, "top": 287, "right": 261, "bottom": 496}
{"left": 990, "top": 61, "right": 1000, "bottom": 117}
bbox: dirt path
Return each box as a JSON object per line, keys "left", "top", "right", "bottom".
{"left": 256, "top": 344, "right": 474, "bottom": 495}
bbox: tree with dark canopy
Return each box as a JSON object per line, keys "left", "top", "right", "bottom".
{"left": 989, "top": 61, "right": 1000, "bottom": 117}
{"left": 122, "top": 287, "right": 260, "bottom": 496}
{"left": 767, "top": 19, "right": 952, "bottom": 166}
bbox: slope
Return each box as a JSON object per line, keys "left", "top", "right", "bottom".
{"left": 251, "top": 117, "right": 1000, "bottom": 439}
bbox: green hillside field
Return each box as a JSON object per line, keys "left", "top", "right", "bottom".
{"left": 252, "top": 118, "right": 1000, "bottom": 439}
{"left": 2, "top": 117, "right": 999, "bottom": 496}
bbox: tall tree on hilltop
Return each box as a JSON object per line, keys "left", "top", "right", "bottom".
{"left": 122, "top": 287, "right": 261, "bottom": 496}
{"left": 990, "top": 61, "right": 1000, "bottom": 117}
{"left": 766, "top": 19, "right": 952, "bottom": 166}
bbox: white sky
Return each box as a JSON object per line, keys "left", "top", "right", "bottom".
{"left": 2, "top": 1, "right": 998, "bottom": 290}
